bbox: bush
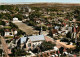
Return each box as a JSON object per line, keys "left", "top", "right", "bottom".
{"left": 17, "top": 29, "right": 25, "bottom": 36}
{"left": 0, "top": 49, "right": 3, "bottom": 54}
{"left": 60, "top": 38, "right": 70, "bottom": 42}
{"left": 9, "top": 22, "right": 18, "bottom": 29}
{"left": 4, "top": 26, "right": 11, "bottom": 29}
{"left": 28, "top": 21, "right": 36, "bottom": 26}
{"left": 40, "top": 41, "right": 56, "bottom": 51}
{"left": 11, "top": 48, "right": 27, "bottom": 56}
{"left": 0, "top": 28, "right": 4, "bottom": 36}
{"left": 26, "top": 53, "right": 31, "bottom": 55}
{"left": 0, "top": 21, "right": 5, "bottom": 25}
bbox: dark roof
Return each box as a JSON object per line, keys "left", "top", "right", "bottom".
{"left": 52, "top": 29, "right": 58, "bottom": 34}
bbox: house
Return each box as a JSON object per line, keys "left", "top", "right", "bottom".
{"left": 55, "top": 26, "right": 60, "bottom": 30}
{"left": 5, "top": 21, "right": 9, "bottom": 26}
{"left": 12, "top": 29, "right": 18, "bottom": 35}
{"left": 4, "top": 29, "right": 13, "bottom": 37}
{"left": 68, "top": 27, "right": 72, "bottom": 32}
{"left": 34, "top": 18, "right": 41, "bottom": 23}
{"left": 72, "top": 18, "right": 76, "bottom": 22}
{"left": 46, "top": 24, "right": 52, "bottom": 28}
{"left": 17, "top": 35, "right": 45, "bottom": 50}
{"left": 0, "top": 10, "right": 10, "bottom": 13}
{"left": 64, "top": 19, "right": 69, "bottom": 21}
{"left": 4, "top": 29, "right": 17, "bottom": 37}
{"left": 12, "top": 17, "right": 22, "bottom": 23}
{"left": 51, "top": 29, "right": 58, "bottom": 37}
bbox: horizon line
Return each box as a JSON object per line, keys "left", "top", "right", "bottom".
{"left": 0, "top": 2, "right": 80, "bottom": 5}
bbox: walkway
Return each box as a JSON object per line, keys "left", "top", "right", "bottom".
{"left": 0, "top": 36, "right": 11, "bottom": 57}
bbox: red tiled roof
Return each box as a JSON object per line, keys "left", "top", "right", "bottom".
{"left": 5, "top": 29, "right": 10, "bottom": 32}
{"left": 46, "top": 24, "right": 52, "bottom": 27}
{"left": 58, "top": 50, "right": 60, "bottom": 54}
{"left": 74, "top": 54, "right": 77, "bottom": 57}
{"left": 52, "top": 29, "right": 58, "bottom": 34}
{"left": 65, "top": 19, "right": 69, "bottom": 21}
{"left": 63, "top": 48, "right": 66, "bottom": 52}
{"left": 11, "top": 28, "right": 17, "bottom": 31}
{"left": 62, "top": 22, "right": 66, "bottom": 26}
{"left": 5, "top": 21, "right": 9, "bottom": 23}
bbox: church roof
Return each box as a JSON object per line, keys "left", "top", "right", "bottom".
{"left": 20, "top": 35, "right": 45, "bottom": 44}
{"left": 28, "top": 35, "right": 45, "bottom": 42}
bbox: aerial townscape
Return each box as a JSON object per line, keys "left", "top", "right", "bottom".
{"left": 0, "top": 1, "right": 80, "bottom": 57}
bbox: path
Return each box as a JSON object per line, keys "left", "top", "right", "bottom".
{"left": 56, "top": 40, "right": 75, "bottom": 48}
{"left": 0, "top": 36, "right": 11, "bottom": 57}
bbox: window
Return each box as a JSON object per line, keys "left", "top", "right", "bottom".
{"left": 28, "top": 43, "right": 31, "bottom": 47}
{"left": 10, "top": 33, "right": 12, "bottom": 35}
{"left": 33, "top": 44, "right": 35, "bottom": 48}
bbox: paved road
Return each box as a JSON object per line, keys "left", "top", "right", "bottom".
{"left": 13, "top": 22, "right": 38, "bottom": 35}
{"left": 0, "top": 36, "right": 10, "bottom": 57}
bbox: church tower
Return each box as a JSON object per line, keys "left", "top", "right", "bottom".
{"left": 71, "top": 24, "right": 77, "bottom": 43}
{"left": 39, "top": 23, "right": 43, "bottom": 35}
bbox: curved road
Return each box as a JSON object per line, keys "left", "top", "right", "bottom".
{"left": 0, "top": 36, "right": 11, "bottom": 57}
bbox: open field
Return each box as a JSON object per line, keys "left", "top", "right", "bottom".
{"left": 14, "top": 22, "right": 38, "bottom": 35}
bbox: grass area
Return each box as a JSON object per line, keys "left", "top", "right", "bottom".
{"left": 4, "top": 26, "right": 11, "bottom": 29}
{"left": 26, "top": 53, "right": 31, "bottom": 55}
{"left": 5, "top": 36, "right": 14, "bottom": 39}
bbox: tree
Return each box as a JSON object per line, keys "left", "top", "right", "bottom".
{"left": 17, "top": 30, "right": 25, "bottom": 36}
{"left": 59, "top": 47, "right": 65, "bottom": 54}
{"left": 42, "top": 25, "right": 47, "bottom": 31}
{"left": 0, "top": 49, "right": 3, "bottom": 55}
{"left": 13, "top": 14, "right": 23, "bottom": 20}
{"left": 49, "top": 29, "right": 53, "bottom": 37}
{"left": 0, "top": 28, "right": 4, "bottom": 36}
{"left": 73, "top": 42, "right": 80, "bottom": 53}
{"left": 11, "top": 48, "right": 27, "bottom": 56}
{"left": 40, "top": 41, "right": 56, "bottom": 51}
{"left": 61, "top": 38, "right": 70, "bottom": 42}
{"left": 0, "top": 21, "right": 5, "bottom": 25}
{"left": 66, "top": 31, "right": 71, "bottom": 38}
{"left": 29, "top": 12, "right": 41, "bottom": 21}
{"left": 9, "top": 22, "right": 18, "bottom": 29}
{"left": 28, "top": 21, "right": 36, "bottom": 26}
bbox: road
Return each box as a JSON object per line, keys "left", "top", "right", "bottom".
{"left": 56, "top": 40, "right": 75, "bottom": 48}
{"left": 13, "top": 22, "right": 39, "bottom": 35}
{"left": 0, "top": 36, "right": 11, "bottom": 57}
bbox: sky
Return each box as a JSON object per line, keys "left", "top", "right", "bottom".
{"left": 0, "top": 0, "right": 80, "bottom": 3}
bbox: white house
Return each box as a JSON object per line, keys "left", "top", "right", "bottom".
{"left": 4, "top": 29, "right": 13, "bottom": 37}
{"left": 12, "top": 17, "right": 22, "bottom": 23}
{"left": 4, "top": 29, "right": 17, "bottom": 37}
{"left": 5, "top": 21, "right": 9, "bottom": 26}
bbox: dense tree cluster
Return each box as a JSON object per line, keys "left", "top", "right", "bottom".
{"left": 11, "top": 48, "right": 27, "bottom": 56}
{"left": 41, "top": 41, "right": 56, "bottom": 51}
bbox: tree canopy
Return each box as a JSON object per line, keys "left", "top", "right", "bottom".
{"left": 40, "top": 41, "right": 56, "bottom": 51}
